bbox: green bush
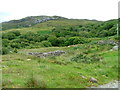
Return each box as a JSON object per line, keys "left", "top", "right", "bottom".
{"left": 2, "top": 32, "right": 16, "bottom": 40}
{"left": 114, "top": 36, "right": 120, "bottom": 41}
{"left": 57, "top": 37, "right": 66, "bottom": 46}
{"left": 19, "top": 32, "right": 35, "bottom": 41}
{"left": 2, "top": 39, "right": 10, "bottom": 47}
{"left": 2, "top": 47, "right": 9, "bottom": 55}
{"left": 41, "top": 41, "right": 52, "bottom": 47}
{"left": 71, "top": 53, "right": 102, "bottom": 63}
{"left": 10, "top": 31, "right": 21, "bottom": 36}
{"left": 26, "top": 75, "right": 47, "bottom": 88}
{"left": 79, "top": 31, "right": 91, "bottom": 38}
{"left": 47, "top": 36, "right": 58, "bottom": 46}
{"left": 65, "top": 37, "right": 89, "bottom": 46}
{"left": 10, "top": 43, "right": 21, "bottom": 49}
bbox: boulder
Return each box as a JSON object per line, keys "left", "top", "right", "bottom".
{"left": 89, "top": 77, "right": 98, "bottom": 83}
{"left": 112, "top": 46, "right": 118, "bottom": 51}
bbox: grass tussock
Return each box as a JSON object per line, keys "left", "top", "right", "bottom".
{"left": 26, "top": 75, "right": 47, "bottom": 88}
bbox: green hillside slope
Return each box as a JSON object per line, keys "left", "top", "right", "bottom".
{"left": 1, "top": 16, "right": 66, "bottom": 30}
{"left": 1, "top": 16, "right": 118, "bottom": 88}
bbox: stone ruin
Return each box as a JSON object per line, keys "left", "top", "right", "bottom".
{"left": 98, "top": 40, "right": 117, "bottom": 45}
{"left": 28, "top": 50, "right": 66, "bottom": 58}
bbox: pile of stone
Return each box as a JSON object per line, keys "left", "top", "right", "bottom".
{"left": 28, "top": 50, "right": 66, "bottom": 58}
{"left": 98, "top": 40, "right": 117, "bottom": 45}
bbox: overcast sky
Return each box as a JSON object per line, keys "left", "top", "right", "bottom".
{"left": 0, "top": 0, "right": 119, "bottom": 22}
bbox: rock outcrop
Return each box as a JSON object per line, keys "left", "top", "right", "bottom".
{"left": 2, "top": 16, "right": 67, "bottom": 30}
{"left": 98, "top": 40, "right": 117, "bottom": 45}
{"left": 89, "top": 77, "right": 98, "bottom": 83}
{"left": 112, "top": 46, "right": 118, "bottom": 51}
{"left": 28, "top": 50, "right": 66, "bottom": 58}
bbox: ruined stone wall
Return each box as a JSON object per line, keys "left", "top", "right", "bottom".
{"left": 28, "top": 50, "right": 66, "bottom": 58}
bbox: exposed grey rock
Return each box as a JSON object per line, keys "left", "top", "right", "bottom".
{"left": 98, "top": 40, "right": 117, "bottom": 45}
{"left": 89, "top": 77, "right": 98, "bottom": 83}
{"left": 91, "top": 80, "right": 119, "bottom": 88}
{"left": 112, "top": 46, "right": 118, "bottom": 51}
{"left": 81, "top": 75, "right": 87, "bottom": 79}
{"left": 33, "top": 16, "right": 64, "bottom": 24}
{"left": 28, "top": 50, "right": 66, "bottom": 58}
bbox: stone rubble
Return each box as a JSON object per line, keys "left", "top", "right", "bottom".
{"left": 98, "top": 40, "right": 117, "bottom": 45}
{"left": 28, "top": 50, "right": 66, "bottom": 58}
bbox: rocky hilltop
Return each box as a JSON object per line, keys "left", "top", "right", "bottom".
{"left": 2, "top": 15, "right": 67, "bottom": 30}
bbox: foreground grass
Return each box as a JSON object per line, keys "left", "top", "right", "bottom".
{"left": 2, "top": 44, "right": 118, "bottom": 88}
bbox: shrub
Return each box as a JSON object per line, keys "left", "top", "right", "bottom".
{"left": 2, "top": 78, "right": 13, "bottom": 87}
{"left": 65, "top": 37, "right": 89, "bottom": 46}
{"left": 2, "top": 47, "right": 9, "bottom": 55}
{"left": 19, "top": 32, "right": 35, "bottom": 41}
{"left": 79, "top": 31, "right": 91, "bottom": 38}
{"left": 114, "top": 35, "right": 120, "bottom": 41}
{"left": 2, "top": 32, "right": 16, "bottom": 40}
{"left": 26, "top": 75, "right": 47, "bottom": 88}
{"left": 2, "top": 39, "right": 10, "bottom": 47}
{"left": 71, "top": 54, "right": 90, "bottom": 63}
{"left": 41, "top": 41, "right": 52, "bottom": 47}
{"left": 71, "top": 53, "right": 102, "bottom": 63}
{"left": 57, "top": 37, "right": 66, "bottom": 46}
{"left": 10, "top": 43, "right": 21, "bottom": 49}
{"left": 47, "top": 36, "right": 58, "bottom": 46}
{"left": 10, "top": 31, "right": 21, "bottom": 36}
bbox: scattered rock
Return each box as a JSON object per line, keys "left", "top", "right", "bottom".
{"left": 89, "top": 77, "right": 98, "bottom": 83}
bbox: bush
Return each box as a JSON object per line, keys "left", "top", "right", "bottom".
{"left": 65, "top": 37, "right": 89, "bottom": 46}
{"left": 71, "top": 53, "right": 102, "bottom": 63}
{"left": 19, "top": 32, "right": 35, "bottom": 41}
{"left": 114, "top": 36, "right": 120, "bottom": 41}
{"left": 41, "top": 41, "right": 52, "bottom": 47}
{"left": 10, "top": 31, "right": 21, "bottom": 36}
{"left": 57, "top": 37, "right": 66, "bottom": 46}
{"left": 2, "top": 78, "right": 13, "bottom": 87}
{"left": 79, "top": 31, "right": 91, "bottom": 38}
{"left": 2, "top": 39, "right": 10, "bottom": 47}
{"left": 2, "top": 47, "right": 9, "bottom": 55}
{"left": 47, "top": 36, "right": 58, "bottom": 46}
{"left": 10, "top": 43, "right": 21, "bottom": 49}
{"left": 71, "top": 54, "right": 90, "bottom": 63}
{"left": 26, "top": 75, "right": 47, "bottom": 88}
{"left": 2, "top": 32, "right": 16, "bottom": 40}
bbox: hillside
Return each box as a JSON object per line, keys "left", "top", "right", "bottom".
{"left": 1, "top": 16, "right": 118, "bottom": 88}
{"left": 1, "top": 15, "right": 66, "bottom": 30}
{"left": 1, "top": 16, "right": 118, "bottom": 55}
